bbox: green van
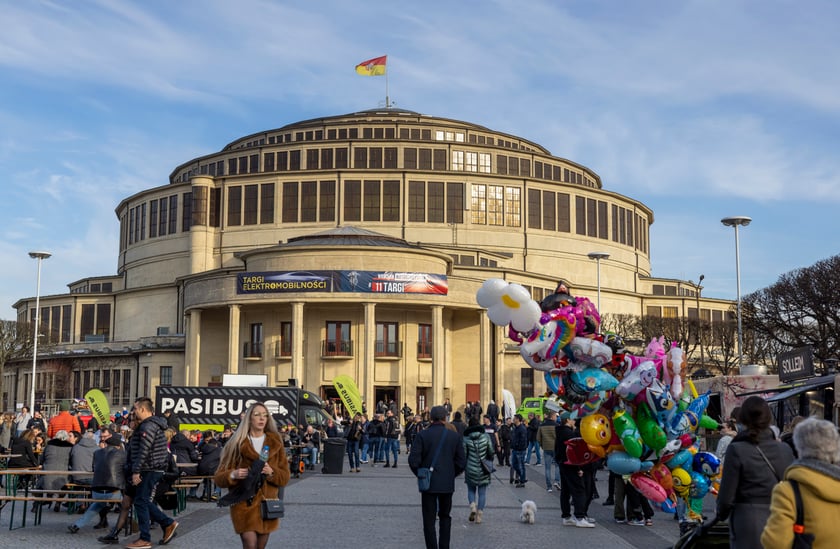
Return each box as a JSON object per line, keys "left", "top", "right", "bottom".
{"left": 515, "top": 397, "right": 561, "bottom": 421}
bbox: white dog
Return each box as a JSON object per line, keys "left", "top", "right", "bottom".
{"left": 520, "top": 500, "right": 537, "bottom": 524}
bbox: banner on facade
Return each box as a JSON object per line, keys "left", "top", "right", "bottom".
{"left": 237, "top": 270, "right": 448, "bottom": 295}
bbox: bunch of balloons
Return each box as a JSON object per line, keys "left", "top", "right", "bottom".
{"left": 476, "top": 278, "right": 720, "bottom": 511}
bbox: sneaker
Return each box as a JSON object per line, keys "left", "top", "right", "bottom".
{"left": 574, "top": 517, "right": 595, "bottom": 528}
{"left": 553, "top": 481, "right": 562, "bottom": 490}
{"left": 160, "top": 521, "right": 179, "bottom": 545}
{"left": 628, "top": 518, "right": 645, "bottom": 526}
{"left": 614, "top": 518, "right": 627, "bottom": 524}
{"left": 645, "top": 519, "right": 653, "bottom": 526}
{"left": 584, "top": 516, "right": 596, "bottom": 523}
{"left": 562, "top": 517, "right": 577, "bottom": 526}
{"left": 125, "top": 540, "right": 152, "bottom": 549}
{"left": 97, "top": 532, "right": 119, "bottom": 544}
{"left": 360, "top": 459, "right": 369, "bottom": 464}
{"left": 546, "top": 487, "right": 553, "bottom": 492}
{"left": 603, "top": 498, "right": 615, "bottom": 506}
{"left": 68, "top": 525, "right": 79, "bottom": 534}
{"left": 515, "top": 482, "right": 525, "bottom": 488}
{"left": 469, "top": 502, "right": 476, "bottom": 522}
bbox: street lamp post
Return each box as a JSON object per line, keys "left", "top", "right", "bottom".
{"left": 695, "top": 274, "right": 705, "bottom": 369}
{"left": 721, "top": 216, "right": 751, "bottom": 372}
{"left": 28, "top": 251, "right": 51, "bottom": 413}
{"left": 587, "top": 251, "right": 610, "bottom": 313}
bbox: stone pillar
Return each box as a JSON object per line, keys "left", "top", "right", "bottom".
{"left": 291, "top": 302, "right": 305, "bottom": 386}
{"left": 363, "top": 302, "right": 376, "bottom": 409}
{"left": 187, "top": 309, "right": 202, "bottom": 386}
{"left": 431, "top": 305, "right": 444, "bottom": 407}
{"left": 228, "top": 304, "right": 241, "bottom": 375}
{"left": 479, "top": 310, "right": 492, "bottom": 405}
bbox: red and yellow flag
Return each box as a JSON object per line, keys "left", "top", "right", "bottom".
{"left": 355, "top": 55, "right": 387, "bottom": 76}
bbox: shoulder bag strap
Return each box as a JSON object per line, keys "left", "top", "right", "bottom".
{"left": 755, "top": 444, "right": 780, "bottom": 481}
{"left": 790, "top": 480, "right": 806, "bottom": 533}
{"left": 429, "top": 430, "right": 448, "bottom": 471}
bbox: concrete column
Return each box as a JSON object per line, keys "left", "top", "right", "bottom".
{"left": 187, "top": 309, "right": 202, "bottom": 386}
{"left": 363, "top": 302, "right": 376, "bottom": 409}
{"left": 479, "top": 310, "right": 492, "bottom": 405}
{"left": 228, "top": 304, "right": 241, "bottom": 375}
{"left": 431, "top": 305, "right": 444, "bottom": 406}
{"left": 291, "top": 302, "right": 305, "bottom": 385}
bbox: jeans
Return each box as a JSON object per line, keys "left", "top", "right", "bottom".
{"left": 466, "top": 483, "right": 487, "bottom": 511}
{"left": 346, "top": 439, "right": 360, "bottom": 469}
{"left": 385, "top": 438, "right": 399, "bottom": 464}
{"left": 525, "top": 440, "right": 541, "bottom": 464}
{"left": 301, "top": 446, "right": 319, "bottom": 466}
{"left": 73, "top": 490, "right": 122, "bottom": 528}
{"left": 511, "top": 449, "right": 526, "bottom": 483}
{"left": 543, "top": 450, "right": 560, "bottom": 488}
{"left": 369, "top": 437, "right": 382, "bottom": 462}
{"left": 134, "top": 471, "right": 175, "bottom": 542}
{"left": 360, "top": 440, "right": 370, "bottom": 462}
{"left": 421, "top": 492, "right": 453, "bottom": 549}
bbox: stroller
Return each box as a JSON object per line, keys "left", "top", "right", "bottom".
{"left": 673, "top": 517, "right": 730, "bottom": 548}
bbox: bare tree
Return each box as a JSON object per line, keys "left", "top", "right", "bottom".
{"left": 0, "top": 321, "right": 35, "bottom": 409}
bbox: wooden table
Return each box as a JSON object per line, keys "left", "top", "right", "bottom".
{"left": 0, "top": 469, "right": 93, "bottom": 530}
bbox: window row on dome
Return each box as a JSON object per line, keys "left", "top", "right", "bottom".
{"left": 175, "top": 146, "right": 596, "bottom": 188}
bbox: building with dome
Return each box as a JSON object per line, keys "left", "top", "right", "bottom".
{"left": 6, "top": 108, "right": 733, "bottom": 414}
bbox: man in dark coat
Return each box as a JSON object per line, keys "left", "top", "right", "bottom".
{"left": 409, "top": 406, "right": 466, "bottom": 549}
{"left": 510, "top": 414, "right": 529, "bottom": 486}
{"left": 555, "top": 412, "right": 593, "bottom": 527}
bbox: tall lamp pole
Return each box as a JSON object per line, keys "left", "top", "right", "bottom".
{"left": 28, "top": 251, "right": 51, "bottom": 413}
{"left": 587, "top": 251, "right": 610, "bottom": 313}
{"left": 695, "top": 274, "right": 705, "bottom": 369}
{"left": 721, "top": 216, "right": 751, "bottom": 372}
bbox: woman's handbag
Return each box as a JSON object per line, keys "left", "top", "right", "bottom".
{"left": 260, "top": 498, "right": 284, "bottom": 520}
{"left": 789, "top": 480, "right": 814, "bottom": 549}
{"left": 472, "top": 439, "right": 495, "bottom": 474}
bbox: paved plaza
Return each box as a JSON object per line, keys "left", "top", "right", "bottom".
{"left": 0, "top": 461, "right": 691, "bottom": 548}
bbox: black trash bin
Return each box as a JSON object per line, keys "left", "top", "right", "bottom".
{"left": 322, "top": 438, "right": 345, "bottom": 474}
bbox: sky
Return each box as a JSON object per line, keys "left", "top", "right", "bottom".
{"left": 2, "top": 0, "right": 839, "bottom": 319}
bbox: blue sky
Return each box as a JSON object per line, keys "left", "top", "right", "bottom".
{"left": 2, "top": 0, "right": 839, "bottom": 319}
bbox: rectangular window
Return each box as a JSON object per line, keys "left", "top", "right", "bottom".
{"left": 282, "top": 182, "right": 299, "bottom": 222}
{"left": 306, "top": 149, "right": 319, "bottom": 170}
{"left": 228, "top": 186, "right": 242, "bottom": 226}
{"left": 335, "top": 147, "right": 348, "bottom": 169}
{"left": 354, "top": 147, "right": 367, "bottom": 169}
{"left": 488, "top": 185, "right": 504, "bottom": 226}
{"left": 183, "top": 191, "right": 192, "bottom": 231}
{"left": 81, "top": 304, "right": 95, "bottom": 339}
{"left": 61, "top": 305, "right": 71, "bottom": 342}
{"left": 260, "top": 183, "right": 274, "bottom": 224}
{"left": 521, "top": 368, "right": 534, "bottom": 399}
{"left": 418, "top": 324, "right": 432, "bottom": 359}
{"left": 575, "top": 196, "right": 587, "bottom": 235}
{"left": 249, "top": 154, "right": 259, "bottom": 173}
{"left": 369, "top": 147, "right": 382, "bottom": 169}
{"left": 505, "top": 187, "right": 521, "bottom": 227}
{"left": 209, "top": 188, "right": 221, "bottom": 227}
{"left": 243, "top": 185, "right": 258, "bottom": 225}
{"left": 497, "top": 155, "right": 507, "bottom": 175}
{"left": 433, "top": 149, "right": 446, "bottom": 170}
{"left": 139, "top": 203, "right": 146, "bottom": 241}
{"left": 228, "top": 158, "right": 237, "bottom": 175}
{"left": 612, "top": 205, "right": 620, "bottom": 242}
{"left": 123, "top": 368, "right": 131, "bottom": 402}
{"left": 96, "top": 303, "right": 111, "bottom": 341}
{"left": 112, "top": 370, "right": 120, "bottom": 405}
{"left": 160, "top": 366, "right": 172, "bottom": 387}
{"left": 289, "top": 150, "right": 301, "bottom": 171}
{"left": 169, "top": 195, "right": 178, "bottom": 234}
{"left": 465, "top": 151, "right": 478, "bottom": 172}
{"left": 363, "top": 180, "right": 381, "bottom": 221}
{"left": 264, "top": 152, "right": 275, "bottom": 172}
{"left": 375, "top": 322, "right": 399, "bottom": 357}
{"left": 447, "top": 182, "right": 463, "bottom": 224}
{"left": 301, "top": 181, "right": 317, "bottom": 222}
{"left": 319, "top": 180, "right": 336, "bottom": 222}
{"left": 626, "top": 209, "right": 635, "bottom": 248}
{"left": 324, "top": 321, "right": 351, "bottom": 356}
{"left": 620, "top": 208, "right": 627, "bottom": 244}
{"left": 428, "top": 182, "right": 444, "bottom": 223}
{"left": 404, "top": 148, "right": 417, "bottom": 170}
{"left": 408, "top": 181, "right": 425, "bottom": 222}
{"left": 471, "top": 184, "right": 486, "bottom": 224}
{"left": 277, "top": 151, "right": 288, "bottom": 171}
{"left": 542, "top": 191, "right": 556, "bottom": 231}
{"left": 278, "top": 321, "right": 292, "bottom": 357}
{"left": 598, "top": 200, "right": 608, "bottom": 239}
{"left": 384, "top": 147, "right": 397, "bottom": 169}
{"left": 149, "top": 200, "right": 158, "bottom": 238}
{"left": 451, "top": 150, "right": 464, "bottom": 171}
{"left": 508, "top": 156, "right": 519, "bottom": 176}
{"left": 383, "top": 180, "right": 400, "bottom": 222}
{"left": 419, "top": 149, "right": 432, "bottom": 170}
{"left": 527, "top": 189, "right": 541, "bottom": 229}
{"left": 246, "top": 323, "right": 263, "bottom": 358}
{"left": 344, "top": 180, "right": 361, "bottom": 222}
{"left": 557, "top": 193, "right": 570, "bottom": 232}
{"left": 321, "top": 148, "right": 333, "bottom": 169}
{"left": 586, "top": 198, "right": 597, "bottom": 237}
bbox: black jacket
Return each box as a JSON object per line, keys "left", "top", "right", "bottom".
{"left": 555, "top": 423, "right": 579, "bottom": 464}
{"left": 408, "top": 423, "right": 465, "bottom": 493}
{"left": 511, "top": 423, "right": 528, "bottom": 451}
{"left": 128, "top": 416, "right": 170, "bottom": 473}
{"left": 197, "top": 438, "right": 222, "bottom": 475}
{"left": 170, "top": 432, "right": 199, "bottom": 473}
{"left": 7, "top": 436, "right": 38, "bottom": 468}
{"left": 91, "top": 446, "right": 126, "bottom": 492}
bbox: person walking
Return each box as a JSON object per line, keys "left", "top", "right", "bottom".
{"left": 525, "top": 412, "right": 542, "bottom": 465}
{"left": 126, "top": 397, "right": 179, "bottom": 549}
{"left": 463, "top": 418, "right": 495, "bottom": 524}
{"left": 14, "top": 405, "right": 32, "bottom": 437}
{"left": 510, "top": 414, "right": 528, "bottom": 486}
{"left": 214, "top": 402, "right": 290, "bottom": 549}
{"left": 556, "top": 411, "right": 594, "bottom": 528}
{"left": 761, "top": 417, "right": 840, "bottom": 548}
{"left": 716, "top": 396, "right": 794, "bottom": 549}
{"left": 345, "top": 412, "right": 364, "bottom": 472}
{"left": 409, "top": 405, "right": 466, "bottom": 549}
{"left": 537, "top": 411, "right": 560, "bottom": 492}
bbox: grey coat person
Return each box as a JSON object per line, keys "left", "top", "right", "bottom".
{"left": 716, "top": 429, "right": 794, "bottom": 549}
{"left": 38, "top": 438, "right": 73, "bottom": 491}
{"left": 70, "top": 435, "right": 98, "bottom": 484}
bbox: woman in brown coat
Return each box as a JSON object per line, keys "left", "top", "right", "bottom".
{"left": 214, "top": 403, "right": 289, "bottom": 549}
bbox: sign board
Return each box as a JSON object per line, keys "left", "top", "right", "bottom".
{"left": 236, "top": 270, "right": 448, "bottom": 295}
{"left": 777, "top": 345, "right": 814, "bottom": 383}
{"left": 223, "top": 374, "right": 268, "bottom": 387}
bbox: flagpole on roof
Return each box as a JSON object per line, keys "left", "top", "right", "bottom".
{"left": 385, "top": 61, "right": 390, "bottom": 108}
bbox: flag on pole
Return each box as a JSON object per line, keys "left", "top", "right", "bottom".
{"left": 355, "top": 55, "right": 387, "bottom": 76}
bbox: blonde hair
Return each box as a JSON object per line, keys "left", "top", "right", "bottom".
{"left": 217, "top": 402, "right": 280, "bottom": 471}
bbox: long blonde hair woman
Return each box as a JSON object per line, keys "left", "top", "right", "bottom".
{"left": 215, "top": 403, "right": 289, "bottom": 549}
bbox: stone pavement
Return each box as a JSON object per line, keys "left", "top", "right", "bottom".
{"left": 0, "top": 461, "right": 694, "bottom": 548}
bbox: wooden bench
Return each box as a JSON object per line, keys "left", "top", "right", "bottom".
{"left": 0, "top": 494, "right": 103, "bottom": 528}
